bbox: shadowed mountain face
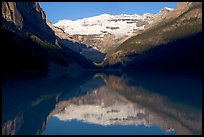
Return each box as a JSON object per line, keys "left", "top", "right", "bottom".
{"left": 1, "top": 2, "right": 202, "bottom": 135}
{"left": 101, "top": 2, "right": 202, "bottom": 70}
{"left": 1, "top": 2, "right": 202, "bottom": 71}
{"left": 2, "top": 71, "right": 202, "bottom": 135}
{"left": 53, "top": 13, "right": 156, "bottom": 53}
{"left": 2, "top": 2, "right": 99, "bottom": 71}
{"left": 46, "top": 20, "right": 106, "bottom": 63}
{"left": 105, "top": 32, "right": 202, "bottom": 70}
{"left": 2, "top": 2, "right": 55, "bottom": 43}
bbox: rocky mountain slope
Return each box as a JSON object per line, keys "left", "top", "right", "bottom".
{"left": 54, "top": 13, "right": 155, "bottom": 38}
{"left": 53, "top": 12, "right": 157, "bottom": 53}
{"left": 100, "top": 2, "right": 202, "bottom": 70}
{"left": 2, "top": 2, "right": 202, "bottom": 71}
{"left": 53, "top": 7, "right": 174, "bottom": 53}
{"left": 2, "top": 2, "right": 98, "bottom": 71}
{"left": 2, "top": 2, "right": 56, "bottom": 43}
{"left": 46, "top": 20, "right": 105, "bottom": 63}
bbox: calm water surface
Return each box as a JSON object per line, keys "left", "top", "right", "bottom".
{"left": 2, "top": 70, "right": 202, "bottom": 135}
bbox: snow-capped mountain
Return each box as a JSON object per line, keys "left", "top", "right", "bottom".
{"left": 54, "top": 13, "right": 155, "bottom": 39}
{"left": 47, "top": 73, "right": 201, "bottom": 135}
{"left": 163, "top": 7, "right": 173, "bottom": 11}
{"left": 52, "top": 7, "right": 174, "bottom": 53}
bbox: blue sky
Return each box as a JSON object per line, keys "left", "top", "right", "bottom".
{"left": 39, "top": 2, "right": 178, "bottom": 24}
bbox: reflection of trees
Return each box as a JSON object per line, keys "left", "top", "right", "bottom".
{"left": 97, "top": 73, "right": 202, "bottom": 135}
{"left": 2, "top": 71, "right": 98, "bottom": 135}
{"left": 51, "top": 72, "right": 201, "bottom": 135}
{"left": 2, "top": 71, "right": 202, "bottom": 135}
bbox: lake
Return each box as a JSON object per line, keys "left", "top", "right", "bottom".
{"left": 2, "top": 70, "right": 202, "bottom": 135}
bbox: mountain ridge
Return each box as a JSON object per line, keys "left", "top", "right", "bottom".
{"left": 1, "top": 2, "right": 202, "bottom": 71}
{"left": 1, "top": 2, "right": 99, "bottom": 72}
{"left": 99, "top": 2, "right": 202, "bottom": 70}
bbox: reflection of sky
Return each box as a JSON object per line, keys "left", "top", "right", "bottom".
{"left": 2, "top": 71, "right": 201, "bottom": 135}
{"left": 43, "top": 117, "right": 175, "bottom": 135}
{"left": 42, "top": 72, "right": 201, "bottom": 135}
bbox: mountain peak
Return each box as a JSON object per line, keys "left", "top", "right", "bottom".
{"left": 98, "top": 13, "right": 111, "bottom": 17}
{"left": 164, "top": 7, "right": 173, "bottom": 11}
{"left": 54, "top": 13, "right": 154, "bottom": 38}
{"left": 160, "top": 7, "right": 173, "bottom": 13}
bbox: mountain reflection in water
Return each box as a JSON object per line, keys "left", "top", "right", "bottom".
{"left": 2, "top": 70, "right": 202, "bottom": 135}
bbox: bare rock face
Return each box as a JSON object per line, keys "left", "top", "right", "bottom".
{"left": 149, "top": 2, "right": 202, "bottom": 27}
{"left": 70, "top": 33, "right": 118, "bottom": 53}
{"left": 2, "top": 2, "right": 55, "bottom": 43}
{"left": 46, "top": 20, "right": 75, "bottom": 42}
{"left": 48, "top": 23, "right": 126, "bottom": 54}
{"left": 54, "top": 3, "right": 200, "bottom": 55}
{"left": 101, "top": 2, "right": 202, "bottom": 67}
{"left": 173, "top": 2, "right": 201, "bottom": 14}
{"left": 54, "top": 13, "right": 156, "bottom": 53}
{"left": 46, "top": 20, "right": 106, "bottom": 63}
{"left": 2, "top": 2, "right": 23, "bottom": 28}
{"left": 2, "top": 114, "right": 24, "bottom": 135}
{"left": 145, "top": 7, "right": 172, "bottom": 29}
